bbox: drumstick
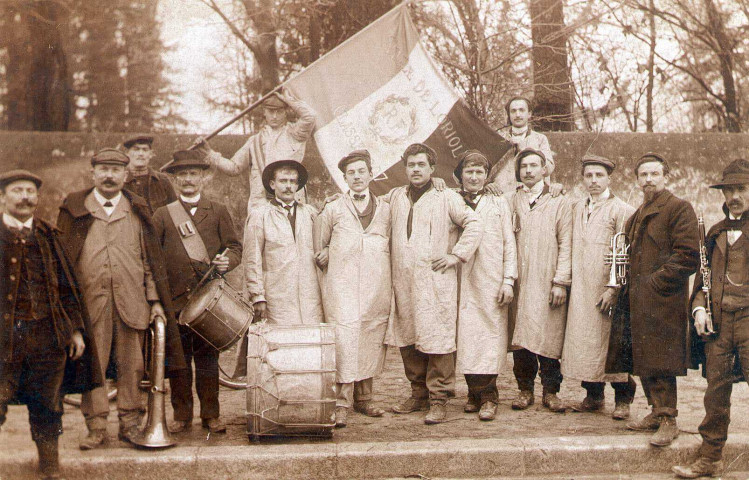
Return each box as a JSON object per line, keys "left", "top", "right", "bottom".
{"left": 192, "top": 248, "right": 229, "bottom": 297}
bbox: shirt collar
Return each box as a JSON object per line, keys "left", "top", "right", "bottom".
{"left": 94, "top": 189, "right": 122, "bottom": 208}
{"left": 180, "top": 193, "right": 201, "bottom": 204}
{"left": 511, "top": 126, "right": 529, "bottom": 137}
{"left": 3, "top": 213, "right": 33, "bottom": 230}
{"left": 349, "top": 189, "right": 370, "bottom": 199}
{"left": 274, "top": 197, "right": 296, "bottom": 209}
{"left": 588, "top": 188, "right": 611, "bottom": 205}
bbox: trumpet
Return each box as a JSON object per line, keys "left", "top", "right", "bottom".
{"left": 132, "top": 315, "right": 176, "bottom": 449}
{"left": 605, "top": 232, "right": 630, "bottom": 288}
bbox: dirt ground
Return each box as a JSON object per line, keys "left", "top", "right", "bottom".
{"left": 3, "top": 344, "right": 744, "bottom": 454}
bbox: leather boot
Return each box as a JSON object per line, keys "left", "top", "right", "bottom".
{"left": 650, "top": 416, "right": 679, "bottom": 447}
{"left": 511, "top": 390, "right": 534, "bottom": 410}
{"left": 672, "top": 457, "right": 724, "bottom": 478}
{"left": 626, "top": 411, "right": 660, "bottom": 431}
{"left": 36, "top": 437, "right": 63, "bottom": 480}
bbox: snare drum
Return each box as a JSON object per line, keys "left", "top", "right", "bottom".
{"left": 179, "top": 278, "right": 253, "bottom": 351}
{"left": 246, "top": 323, "right": 336, "bottom": 438}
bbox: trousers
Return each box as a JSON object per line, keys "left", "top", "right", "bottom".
{"left": 465, "top": 374, "right": 498, "bottom": 404}
{"left": 336, "top": 377, "right": 374, "bottom": 408}
{"left": 513, "top": 348, "right": 562, "bottom": 394}
{"left": 399, "top": 345, "right": 455, "bottom": 404}
{"left": 170, "top": 325, "right": 220, "bottom": 421}
{"left": 81, "top": 305, "right": 146, "bottom": 431}
{"left": 640, "top": 375, "right": 678, "bottom": 418}
{"left": 0, "top": 318, "right": 66, "bottom": 442}
{"left": 581, "top": 375, "right": 637, "bottom": 404}
{"left": 698, "top": 309, "right": 749, "bottom": 460}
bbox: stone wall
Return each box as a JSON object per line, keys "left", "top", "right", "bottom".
{"left": 2, "top": 131, "right": 749, "bottom": 227}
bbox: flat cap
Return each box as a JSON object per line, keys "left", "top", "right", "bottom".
{"left": 338, "top": 150, "right": 372, "bottom": 173}
{"left": 710, "top": 158, "right": 749, "bottom": 189}
{"left": 581, "top": 154, "right": 616, "bottom": 173}
{"left": 161, "top": 149, "right": 210, "bottom": 173}
{"left": 262, "top": 159, "right": 308, "bottom": 193}
{"left": 514, "top": 147, "right": 547, "bottom": 182}
{"left": 635, "top": 152, "right": 670, "bottom": 175}
{"left": 123, "top": 135, "right": 154, "bottom": 149}
{"left": 0, "top": 169, "right": 43, "bottom": 189}
{"left": 91, "top": 148, "right": 130, "bottom": 167}
{"left": 263, "top": 93, "right": 288, "bottom": 110}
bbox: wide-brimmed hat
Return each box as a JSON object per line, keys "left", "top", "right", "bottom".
{"left": 710, "top": 158, "right": 749, "bottom": 189}
{"left": 338, "top": 150, "right": 372, "bottom": 173}
{"left": 123, "top": 135, "right": 154, "bottom": 149}
{"left": 0, "top": 169, "right": 43, "bottom": 189}
{"left": 581, "top": 154, "right": 615, "bottom": 173}
{"left": 263, "top": 93, "right": 288, "bottom": 110}
{"left": 161, "top": 149, "right": 210, "bottom": 174}
{"left": 454, "top": 150, "right": 490, "bottom": 184}
{"left": 514, "top": 147, "right": 547, "bottom": 182}
{"left": 262, "top": 159, "right": 308, "bottom": 193}
{"left": 91, "top": 148, "right": 130, "bottom": 167}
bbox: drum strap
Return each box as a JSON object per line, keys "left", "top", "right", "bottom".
{"left": 166, "top": 201, "right": 210, "bottom": 264}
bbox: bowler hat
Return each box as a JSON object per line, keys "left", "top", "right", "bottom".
{"left": 263, "top": 93, "right": 288, "bottom": 110}
{"left": 454, "top": 150, "right": 490, "bottom": 184}
{"left": 514, "top": 147, "right": 547, "bottom": 182}
{"left": 581, "top": 154, "right": 615, "bottom": 173}
{"left": 338, "top": 150, "right": 372, "bottom": 173}
{"left": 91, "top": 148, "right": 130, "bottom": 167}
{"left": 123, "top": 135, "right": 154, "bottom": 149}
{"left": 710, "top": 158, "right": 749, "bottom": 189}
{"left": 262, "top": 159, "right": 308, "bottom": 193}
{"left": 161, "top": 149, "right": 210, "bottom": 174}
{"left": 0, "top": 169, "right": 43, "bottom": 189}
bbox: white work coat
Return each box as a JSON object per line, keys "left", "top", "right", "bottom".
{"left": 562, "top": 195, "right": 633, "bottom": 382}
{"left": 507, "top": 188, "right": 572, "bottom": 359}
{"left": 314, "top": 194, "right": 391, "bottom": 383}
{"left": 388, "top": 185, "right": 483, "bottom": 354}
{"left": 457, "top": 194, "right": 518, "bottom": 374}
{"left": 243, "top": 201, "right": 323, "bottom": 325}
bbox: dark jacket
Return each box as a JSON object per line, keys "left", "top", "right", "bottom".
{"left": 56, "top": 188, "right": 187, "bottom": 376}
{"left": 606, "top": 189, "right": 699, "bottom": 377}
{"left": 0, "top": 217, "right": 102, "bottom": 394}
{"left": 124, "top": 168, "right": 177, "bottom": 215}
{"left": 688, "top": 205, "right": 749, "bottom": 379}
{"left": 152, "top": 196, "right": 242, "bottom": 312}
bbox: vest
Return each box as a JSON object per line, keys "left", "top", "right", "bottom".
{"left": 722, "top": 232, "right": 749, "bottom": 312}
{"left": 4, "top": 227, "right": 51, "bottom": 321}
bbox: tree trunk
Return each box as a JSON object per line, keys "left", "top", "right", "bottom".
{"left": 529, "top": 0, "right": 573, "bottom": 131}
{"left": 5, "top": 1, "right": 70, "bottom": 131}
{"left": 646, "top": 0, "right": 656, "bottom": 132}
{"left": 703, "top": 0, "right": 740, "bottom": 132}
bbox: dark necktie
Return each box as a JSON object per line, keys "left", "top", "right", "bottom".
{"left": 460, "top": 190, "right": 482, "bottom": 210}
{"left": 353, "top": 193, "right": 366, "bottom": 201}
{"left": 103, "top": 201, "right": 113, "bottom": 208}
{"left": 11, "top": 226, "right": 32, "bottom": 242}
{"left": 284, "top": 204, "right": 296, "bottom": 240}
{"left": 182, "top": 201, "right": 199, "bottom": 214}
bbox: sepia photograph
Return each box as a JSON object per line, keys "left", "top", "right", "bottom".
{"left": 1, "top": 0, "right": 749, "bottom": 478}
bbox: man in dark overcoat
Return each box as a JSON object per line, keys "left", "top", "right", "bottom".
{"left": 56, "top": 149, "right": 186, "bottom": 449}
{"left": 673, "top": 159, "right": 749, "bottom": 478}
{"left": 0, "top": 170, "right": 101, "bottom": 479}
{"left": 123, "top": 135, "right": 177, "bottom": 215}
{"left": 152, "top": 150, "right": 242, "bottom": 435}
{"left": 606, "top": 152, "right": 699, "bottom": 447}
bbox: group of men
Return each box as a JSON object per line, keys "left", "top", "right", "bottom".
{"left": 1, "top": 90, "right": 748, "bottom": 480}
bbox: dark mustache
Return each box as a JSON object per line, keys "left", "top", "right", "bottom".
{"left": 16, "top": 200, "right": 36, "bottom": 207}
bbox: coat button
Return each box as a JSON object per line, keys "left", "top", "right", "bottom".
{"left": 9, "top": 275, "right": 15, "bottom": 281}
{"left": 3, "top": 313, "right": 9, "bottom": 320}
{"left": 6, "top": 294, "right": 12, "bottom": 301}
{"left": 10, "top": 257, "right": 17, "bottom": 264}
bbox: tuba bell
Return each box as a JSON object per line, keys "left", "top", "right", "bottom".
{"left": 604, "top": 232, "right": 630, "bottom": 288}
{"left": 132, "top": 315, "right": 176, "bottom": 449}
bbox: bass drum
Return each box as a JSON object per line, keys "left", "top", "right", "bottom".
{"left": 179, "top": 278, "right": 253, "bottom": 352}
{"left": 246, "top": 323, "right": 336, "bottom": 438}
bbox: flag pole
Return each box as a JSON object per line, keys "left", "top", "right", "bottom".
{"left": 187, "top": 85, "right": 283, "bottom": 149}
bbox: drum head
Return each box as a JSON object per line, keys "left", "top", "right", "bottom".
{"left": 179, "top": 279, "right": 222, "bottom": 325}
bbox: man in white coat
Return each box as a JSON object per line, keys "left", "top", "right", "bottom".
{"left": 507, "top": 147, "right": 572, "bottom": 413}
{"left": 314, "top": 150, "right": 390, "bottom": 428}
{"left": 562, "top": 155, "right": 637, "bottom": 420}
{"left": 454, "top": 150, "right": 517, "bottom": 421}
{"left": 195, "top": 89, "right": 316, "bottom": 208}
{"left": 388, "top": 143, "right": 483, "bottom": 425}
{"left": 243, "top": 159, "right": 323, "bottom": 324}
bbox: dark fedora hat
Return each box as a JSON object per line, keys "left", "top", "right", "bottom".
{"left": 262, "top": 159, "right": 308, "bottom": 193}
{"left": 514, "top": 147, "right": 547, "bottom": 182}
{"left": 0, "top": 169, "right": 43, "bottom": 189}
{"left": 91, "top": 148, "right": 130, "bottom": 167}
{"left": 123, "top": 135, "right": 154, "bottom": 149}
{"left": 581, "top": 153, "right": 616, "bottom": 173}
{"left": 710, "top": 158, "right": 749, "bottom": 189}
{"left": 453, "top": 150, "right": 490, "bottom": 184}
{"left": 161, "top": 149, "right": 210, "bottom": 174}
{"left": 338, "top": 149, "right": 372, "bottom": 173}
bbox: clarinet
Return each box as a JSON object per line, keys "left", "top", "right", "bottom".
{"left": 697, "top": 210, "right": 713, "bottom": 323}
